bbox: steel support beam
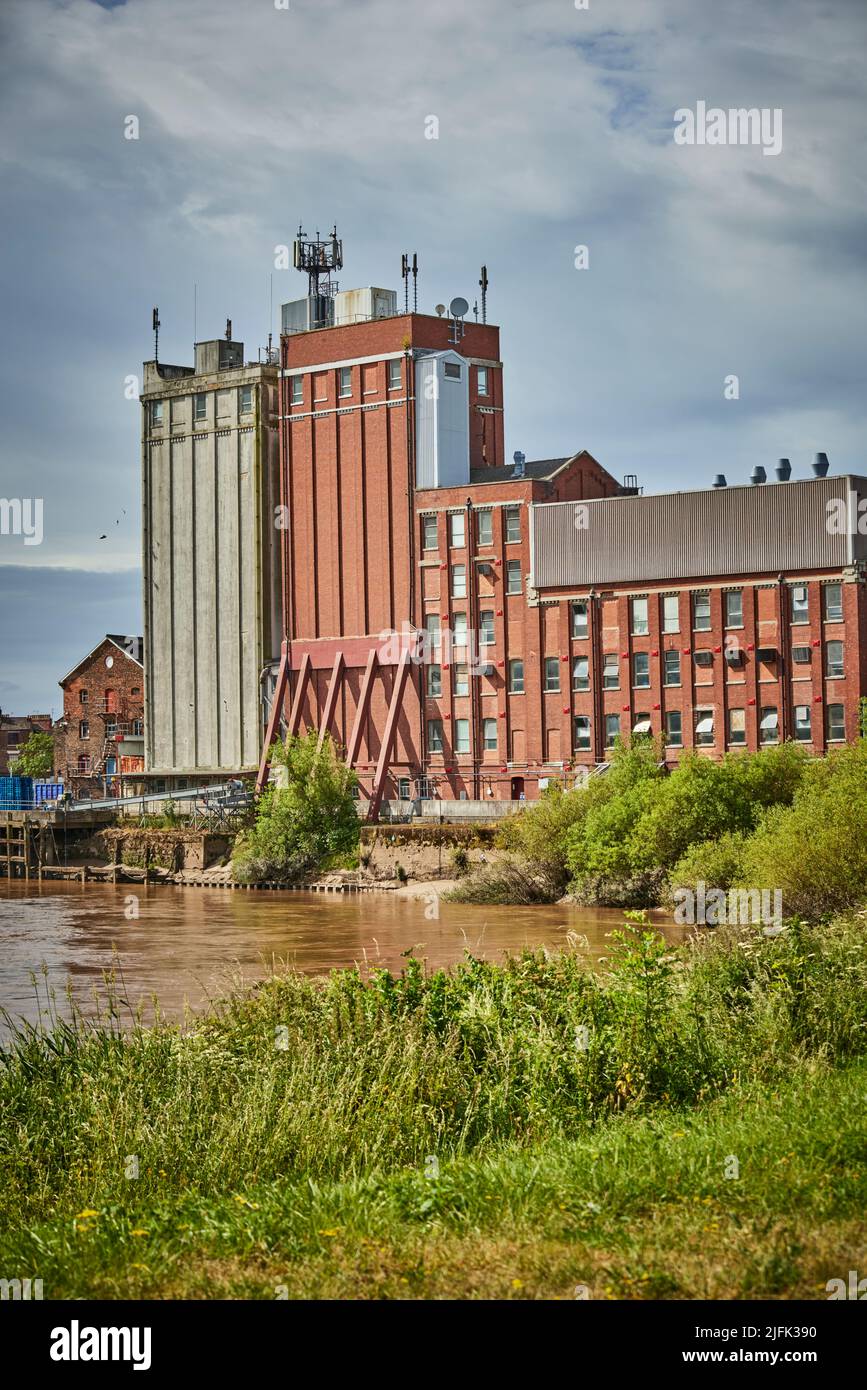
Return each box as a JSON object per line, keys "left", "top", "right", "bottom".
{"left": 288, "top": 652, "right": 312, "bottom": 736}
{"left": 344, "top": 648, "right": 379, "bottom": 768}
{"left": 255, "top": 640, "right": 289, "bottom": 794}
{"left": 317, "top": 651, "right": 345, "bottom": 752}
{"left": 366, "top": 644, "right": 414, "bottom": 823}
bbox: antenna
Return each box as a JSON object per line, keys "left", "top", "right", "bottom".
{"left": 193, "top": 283, "right": 197, "bottom": 345}
{"left": 292, "top": 223, "right": 343, "bottom": 299}
{"left": 448, "top": 296, "right": 468, "bottom": 347}
{"left": 401, "top": 254, "right": 409, "bottom": 313}
{"left": 411, "top": 253, "right": 418, "bottom": 312}
{"left": 479, "top": 265, "right": 488, "bottom": 324}
{"left": 225, "top": 318, "right": 232, "bottom": 341}
{"left": 435, "top": 304, "right": 446, "bottom": 318}
{"left": 152, "top": 306, "right": 160, "bottom": 363}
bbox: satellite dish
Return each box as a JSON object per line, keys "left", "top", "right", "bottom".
{"left": 435, "top": 304, "right": 446, "bottom": 317}
{"left": 449, "top": 296, "right": 469, "bottom": 319}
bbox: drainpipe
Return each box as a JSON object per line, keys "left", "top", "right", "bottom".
{"left": 466, "top": 495, "right": 479, "bottom": 800}
{"left": 777, "top": 573, "right": 791, "bottom": 742}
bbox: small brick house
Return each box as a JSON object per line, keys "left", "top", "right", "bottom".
{"left": 57, "top": 635, "right": 145, "bottom": 797}
{"left": 0, "top": 712, "right": 53, "bottom": 777}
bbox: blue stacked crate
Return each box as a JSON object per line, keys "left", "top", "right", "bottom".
{"left": 33, "top": 781, "right": 64, "bottom": 806}
{"left": 0, "top": 776, "right": 35, "bottom": 811}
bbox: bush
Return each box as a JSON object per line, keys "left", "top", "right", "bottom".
{"left": 232, "top": 733, "right": 359, "bottom": 883}
{"left": 14, "top": 731, "right": 55, "bottom": 779}
{"left": 445, "top": 859, "right": 559, "bottom": 904}
{"left": 666, "top": 831, "right": 750, "bottom": 900}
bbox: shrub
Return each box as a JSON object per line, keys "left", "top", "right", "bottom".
{"left": 445, "top": 859, "right": 559, "bottom": 904}
{"left": 666, "top": 831, "right": 750, "bottom": 900}
{"left": 14, "top": 731, "right": 55, "bottom": 779}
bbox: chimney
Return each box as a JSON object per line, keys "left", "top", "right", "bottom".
{"left": 750, "top": 465, "right": 766, "bottom": 486}
{"left": 812, "top": 452, "right": 829, "bottom": 478}
{"left": 712, "top": 474, "right": 727, "bottom": 488}
{"left": 775, "top": 458, "right": 792, "bottom": 481}
{"left": 512, "top": 450, "right": 526, "bottom": 479}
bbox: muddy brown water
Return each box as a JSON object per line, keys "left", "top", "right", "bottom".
{"left": 0, "top": 881, "right": 683, "bottom": 1036}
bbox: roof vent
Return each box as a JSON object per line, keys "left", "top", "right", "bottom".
{"left": 750, "top": 465, "right": 767, "bottom": 486}
{"left": 512, "top": 450, "right": 526, "bottom": 478}
{"left": 775, "top": 458, "right": 792, "bottom": 481}
{"left": 712, "top": 473, "right": 727, "bottom": 488}
{"left": 812, "top": 452, "right": 829, "bottom": 478}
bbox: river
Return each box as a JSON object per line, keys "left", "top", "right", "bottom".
{"left": 0, "top": 880, "right": 682, "bottom": 1036}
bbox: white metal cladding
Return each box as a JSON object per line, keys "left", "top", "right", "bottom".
{"left": 530, "top": 476, "right": 867, "bottom": 588}
{"left": 414, "top": 351, "right": 470, "bottom": 489}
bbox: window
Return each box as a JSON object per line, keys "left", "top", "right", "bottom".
{"left": 509, "top": 659, "right": 524, "bottom": 694}
{"left": 79, "top": 690, "right": 88, "bottom": 705}
{"left": 425, "top": 614, "right": 441, "bottom": 650}
{"left": 794, "top": 705, "right": 812, "bottom": 742}
{"left": 452, "top": 613, "right": 467, "bottom": 646}
{"left": 131, "top": 719, "right": 143, "bottom": 737}
{"left": 725, "top": 590, "right": 743, "bottom": 628}
{"left": 449, "top": 512, "right": 466, "bottom": 548}
{"left": 605, "top": 713, "right": 621, "bottom": 746}
{"left": 422, "top": 515, "right": 438, "bottom": 550}
{"left": 791, "top": 585, "right": 809, "bottom": 624}
{"left": 693, "top": 593, "right": 711, "bottom": 630}
{"left": 574, "top": 716, "right": 591, "bottom": 750}
{"left": 194, "top": 393, "right": 207, "bottom": 421}
{"left": 728, "top": 708, "right": 746, "bottom": 746}
{"left": 826, "top": 640, "right": 844, "bottom": 679}
{"left": 631, "top": 597, "right": 649, "bottom": 635}
{"left": 504, "top": 506, "right": 520, "bottom": 543}
{"left": 443, "top": 361, "right": 462, "bottom": 380}
{"left": 398, "top": 777, "right": 412, "bottom": 800}
{"left": 451, "top": 564, "right": 467, "bottom": 599}
{"left": 427, "top": 664, "right": 442, "bottom": 698}
{"left": 695, "top": 709, "right": 714, "bottom": 746}
{"left": 662, "top": 594, "right": 680, "bottom": 633}
{"left": 387, "top": 359, "right": 401, "bottom": 390}
{"left": 633, "top": 652, "right": 650, "bottom": 688}
{"left": 477, "top": 510, "right": 493, "bottom": 547}
{"left": 77, "top": 755, "right": 91, "bottom": 773}
{"left": 482, "top": 718, "right": 497, "bottom": 751}
{"left": 454, "top": 719, "right": 470, "bottom": 754}
{"left": 760, "top": 707, "right": 779, "bottom": 743}
{"left": 572, "top": 655, "right": 589, "bottom": 691}
{"left": 290, "top": 375, "right": 303, "bottom": 406}
{"left": 633, "top": 715, "right": 652, "bottom": 737}
{"left": 480, "top": 611, "right": 495, "bottom": 645}
{"left": 827, "top": 704, "right": 845, "bottom": 742}
{"left": 150, "top": 400, "right": 164, "bottom": 426}
{"left": 506, "top": 560, "right": 521, "bottom": 595}
{"left": 79, "top": 720, "right": 89, "bottom": 739}
{"left": 824, "top": 583, "right": 843, "bottom": 623}
{"left": 571, "top": 602, "right": 589, "bottom": 639}
{"left": 339, "top": 367, "right": 351, "bottom": 398}
{"left": 427, "top": 719, "right": 444, "bottom": 753}
{"left": 106, "top": 718, "right": 117, "bottom": 735}
{"left": 602, "top": 653, "right": 619, "bottom": 689}
{"left": 477, "top": 366, "right": 489, "bottom": 396}
{"left": 454, "top": 663, "right": 469, "bottom": 697}
{"left": 544, "top": 657, "right": 560, "bottom": 692}
{"left": 665, "top": 710, "right": 683, "bottom": 747}
{"left": 663, "top": 649, "right": 680, "bottom": 686}
{"left": 791, "top": 645, "right": 812, "bottom": 666}
{"left": 239, "top": 385, "right": 253, "bottom": 414}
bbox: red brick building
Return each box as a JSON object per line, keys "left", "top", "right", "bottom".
{"left": 261, "top": 286, "right": 867, "bottom": 814}
{"left": 57, "top": 636, "right": 145, "bottom": 797}
{"left": 0, "top": 712, "right": 53, "bottom": 777}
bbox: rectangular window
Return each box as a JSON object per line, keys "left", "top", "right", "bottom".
{"left": 791, "top": 585, "right": 809, "bottom": 624}
{"left": 449, "top": 512, "right": 466, "bottom": 549}
{"left": 427, "top": 664, "right": 442, "bottom": 698}
{"left": 827, "top": 704, "right": 845, "bottom": 742}
{"left": 572, "top": 655, "right": 589, "bottom": 691}
{"left": 194, "top": 393, "right": 207, "bottom": 421}
{"left": 633, "top": 652, "right": 650, "bottom": 688}
{"left": 454, "top": 719, "right": 470, "bottom": 754}
{"left": 427, "top": 719, "right": 444, "bottom": 753}
{"left": 425, "top": 614, "right": 441, "bottom": 649}
{"left": 665, "top": 710, "right": 683, "bottom": 746}
{"left": 826, "top": 640, "right": 844, "bottom": 679}
{"left": 571, "top": 602, "right": 589, "bottom": 639}
{"left": 760, "top": 707, "right": 779, "bottom": 743}
{"left": 422, "top": 515, "right": 438, "bottom": 550}
{"left": 663, "top": 649, "right": 680, "bottom": 686}
{"left": 482, "top": 717, "right": 497, "bottom": 751}
{"left": 387, "top": 359, "right": 401, "bottom": 390}
{"left": 504, "top": 506, "right": 520, "bottom": 543}
{"left": 150, "top": 400, "right": 164, "bottom": 426}
{"left": 574, "top": 716, "right": 591, "bottom": 750}
{"left": 725, "top": 590, "right": 743, "bottom": 628}
{"left": 451, "top": 564, "right": 467, "bottom": 599}
{"left": 794, "top": 705, "right": 812, "bottom": 742}
{"left": 509, "top": 659, "right": 524, "bottom": 694}
{"left": 398, "top": 777, "right": 411, "bottom": 800}
{"left": 695, "top": 709, "right": 714, "bottom": 746}
{"left": 339, "top": 367, "right": 351, "bottom": 398}
{"left": 602, "top": 653, "right": 619, "bottom": 689}
{"left": 728, "top": 708, "right": 746, "bottom": 746}
{"left": 239, "top": 385, "right": 253, "bottom": 414}
{"left": 443, "top": 361, "right": 462, "bottom": 380}
{"left": 693, "top": 593, "right": 711, "bottom": 631}
{"left": 504, "top": 559, "right": 521, "bottom": 595}
{"left": 631, "top": 597, "right": 649, "bottom": 635}
{"left": 824, "top": 583, "right": 843, "bottom": 623}
{"left": 79, "top": 690, "right": 88, "bottom": 704}
{"left": 477, "top": 510, "right": 493, "bottom": 546}
{"left": 454, "top": 663, "right": 469, "bottom": 697}
{"left": 290, "top": 375, "right": 303, "bottom": 406}
{"left": 605, "top": 713, "right": 620, "bottom": 747}
{"left": 633, "top": 714, "right": 652, "bottom": 737}
{"left": 791, "top": 645, "right": 812, "bottom": 665}
{"left": 79, "top": 720, "right": 89, "bottom": 739}
{"left": 131, "top": 719, "right": 143, "bottom": 737}
{"left": 452, "top": 613, "right": 468, "bottom": 646}
{"left": 477, "top": 366, "right": 489, "bottom": 397}
{"left": 480, "top": 611, "right": 495, "bottom": 645}
{"left": 544, "top": 657, "right": 560, "bottom": 692}
{"left": 662, "top": 594, "right": 680, "bottom": 633}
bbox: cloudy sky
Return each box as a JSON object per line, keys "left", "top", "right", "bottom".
{"left": 1, "top": 0, "right": 865, "bottom": 713}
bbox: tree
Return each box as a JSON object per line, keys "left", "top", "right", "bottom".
{"left": 14, "top": 731, "right": 55, "bottom": 779}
